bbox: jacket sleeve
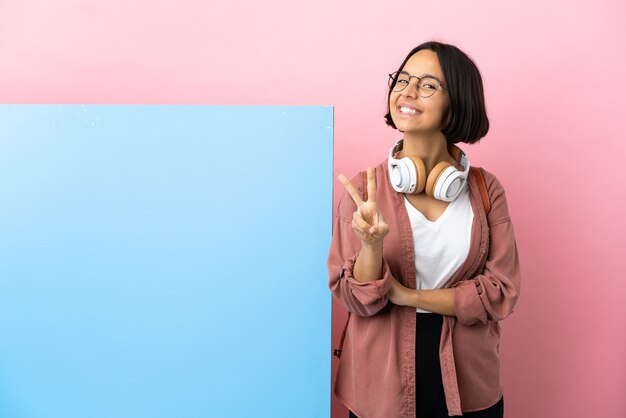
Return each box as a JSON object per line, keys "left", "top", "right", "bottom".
{"left": 452, "top": 171, "right": 521, "bottom": 325}
{"left": 327, "top": 172, "right": 392, "bottom": 317}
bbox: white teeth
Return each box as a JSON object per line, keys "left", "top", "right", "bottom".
{"left": 399, "top": 106, "right": 419, "bottom": 115}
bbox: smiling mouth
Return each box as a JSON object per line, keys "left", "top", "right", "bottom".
{"left": 398, "top": 106, "right": 421, "bottom": 116}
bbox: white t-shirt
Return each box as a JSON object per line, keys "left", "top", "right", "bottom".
{"left": 403, "top": 183, "right": 474, "bottom": 313}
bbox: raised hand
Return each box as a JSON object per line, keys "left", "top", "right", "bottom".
{"left": 338, "top": 167, "right": 390, "bottom": 246}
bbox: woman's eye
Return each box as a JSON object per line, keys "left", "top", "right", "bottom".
{"left": 423, "top": 84, "right": 436, "bottom": 90}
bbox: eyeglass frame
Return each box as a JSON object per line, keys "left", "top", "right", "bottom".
{"left": 388, "top": 71, "right": 448, "bottom": 98}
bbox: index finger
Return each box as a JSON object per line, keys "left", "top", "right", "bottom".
{"left": 338, "top": 173, "right": 364, "bottom": 207}
{"left": 366, "top": 167, "right": 376, "bottom": 203}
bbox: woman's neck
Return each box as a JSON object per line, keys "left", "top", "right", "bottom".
{"left": 398, "top": 132, "right": 456, "bottom": 173}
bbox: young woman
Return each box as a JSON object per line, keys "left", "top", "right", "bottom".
{"left": 328, "top": 41, "right": 521, "bottom": 418}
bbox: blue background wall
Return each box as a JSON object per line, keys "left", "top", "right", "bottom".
{"left": 0, "top": 105, "right": 333, "bottom": 418}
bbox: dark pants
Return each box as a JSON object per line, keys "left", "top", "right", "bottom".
{"left": 349, "top": 313, "right": 504, "bottom": 418}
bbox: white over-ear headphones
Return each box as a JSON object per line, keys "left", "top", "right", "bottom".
{"left": 387, "top": 139, "right": 470, "bottom": 202}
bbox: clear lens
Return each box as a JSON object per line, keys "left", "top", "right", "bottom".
{"left": 395, "top": 73, "right": 411, "bottom": 89}
{"left": 418, "top": 77, "right": 439, "bottom": 95}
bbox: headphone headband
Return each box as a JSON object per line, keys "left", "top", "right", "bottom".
{"left": 390, "top": 139, "right": 468, "bottom": 172}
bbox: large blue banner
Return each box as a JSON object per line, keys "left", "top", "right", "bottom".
{"left": 0, "top": 105, "right": 333, "bottom": 418}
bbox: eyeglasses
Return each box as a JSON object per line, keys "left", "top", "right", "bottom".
{"left": 388, "top": 71, "right": 447, "bottom": 98}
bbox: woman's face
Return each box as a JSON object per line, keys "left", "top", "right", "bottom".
{"left": 389, "top": 49, "right": 449, "bottom": 136}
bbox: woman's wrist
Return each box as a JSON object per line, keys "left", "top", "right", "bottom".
{"left": 399, "top": 287, "right": 419, "bottom": 307}
{"left": 411, "top": 289, "right": 456, "bottom": 316}
{"left": 361, "top": 240, "right": 383, "bottom": 253}
{"left": 354, "top": 242, "right": 384, "bottom": 282}
{"left": 407, "top": 288, "right": 419, "bottom": 307}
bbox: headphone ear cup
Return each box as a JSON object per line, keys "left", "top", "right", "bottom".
{"left": 436, "top": 167, "right": 467, "bottom": 201}
{"left": 389, "top": 158, "right": 411, "bottom": 193}
{"left": 425, "top": 161, "right": 452, "bottom": 198}
{"left": 407, "top": 156, "right": 426, "bottom": 194}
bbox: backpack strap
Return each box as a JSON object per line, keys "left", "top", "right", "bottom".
{"left": 334, "top": 311, "right": 351, "bottom": 358}
{"left": 470, "top": 166, "right": 491, "bottom": 216}
{"left": 333, "top": 167, "right": 491, "bottom": 358}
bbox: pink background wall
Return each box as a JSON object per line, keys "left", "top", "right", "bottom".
{"left": 2, "top": 1, "right": 625, "bottom": 417}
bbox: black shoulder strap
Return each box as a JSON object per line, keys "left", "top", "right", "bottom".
{"left": 470, "top": 166, "right": 491, "bottom": 216}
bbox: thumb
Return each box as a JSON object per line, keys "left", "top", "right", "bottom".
{"left": 370, "top": 224, "right": 388, "bottom": 237}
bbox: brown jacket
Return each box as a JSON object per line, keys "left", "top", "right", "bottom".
{"left": 328, "top": 158, "right": 521, "bottom": 417}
